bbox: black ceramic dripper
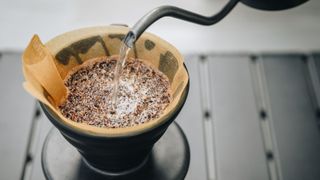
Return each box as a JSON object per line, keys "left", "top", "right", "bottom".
{"left": 36, "top": 25, "right": 190, "bottom": 179}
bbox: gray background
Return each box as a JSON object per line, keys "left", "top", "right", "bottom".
{"left": 1, "top": 0, "right": 320, "bottom": 52}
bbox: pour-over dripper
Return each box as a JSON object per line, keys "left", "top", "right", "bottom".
{"left": 23, "top": 25, "right": 190, "bottom": 174}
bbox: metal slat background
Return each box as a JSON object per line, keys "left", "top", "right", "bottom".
{"left": 313, "top": 53, "right": 320, "bottom": 98}
{"left": 0, "top": 53, "right": 35, "bottom": 180}
{"left": 314, "top": 53, "right": 320, "bottom": 74}
{"left": 176, "top": 56, "right": 208, "bottom": 180}
{"left": 208, "top": 54, "right": 270, "bottom": 180}
{"left": 261, "top": 54, "right": 320, "bottom": 180}
{"left": 1, "top": 52, "right": 320, "bottom": 180}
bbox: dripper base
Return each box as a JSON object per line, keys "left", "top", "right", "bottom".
{"left": 41, "top": 122, "right": 190, "bottom": 180}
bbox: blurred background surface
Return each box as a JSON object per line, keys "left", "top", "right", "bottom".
{"left": 1, "top": 0, "right": 320, "bottom": 52}
{"left": 1, "top": 0, "right": 320, "bottom": 180}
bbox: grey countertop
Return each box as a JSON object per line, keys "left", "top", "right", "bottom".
{"left": 1, "top": 52, "right": 320, "bottom": 180}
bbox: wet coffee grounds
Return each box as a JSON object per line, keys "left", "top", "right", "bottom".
{"left": 59, "top": 56, "right": 171, "bottom": 128}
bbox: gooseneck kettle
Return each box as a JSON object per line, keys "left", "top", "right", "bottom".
{"left": 124, "top": 0, "right": 309, "bottom": 47}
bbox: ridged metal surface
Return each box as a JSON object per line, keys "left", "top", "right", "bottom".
{"left": 1, "top": 52, "right": 320, "bottom": 180}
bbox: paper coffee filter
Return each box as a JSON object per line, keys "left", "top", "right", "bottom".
{"left": 22, "top": 26, "right": 188, "bottom": 137}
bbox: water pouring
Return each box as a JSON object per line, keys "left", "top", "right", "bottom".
{"left": 112, "top": 0, "right": 308, "bottom": 107}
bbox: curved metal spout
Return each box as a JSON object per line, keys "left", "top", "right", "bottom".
{"left": 124, "top": 0, "right": 240, "bottom": 47}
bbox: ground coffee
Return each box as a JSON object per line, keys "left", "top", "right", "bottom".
{"left": 59, "top": 56, "right": 171, "bottom": 128}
